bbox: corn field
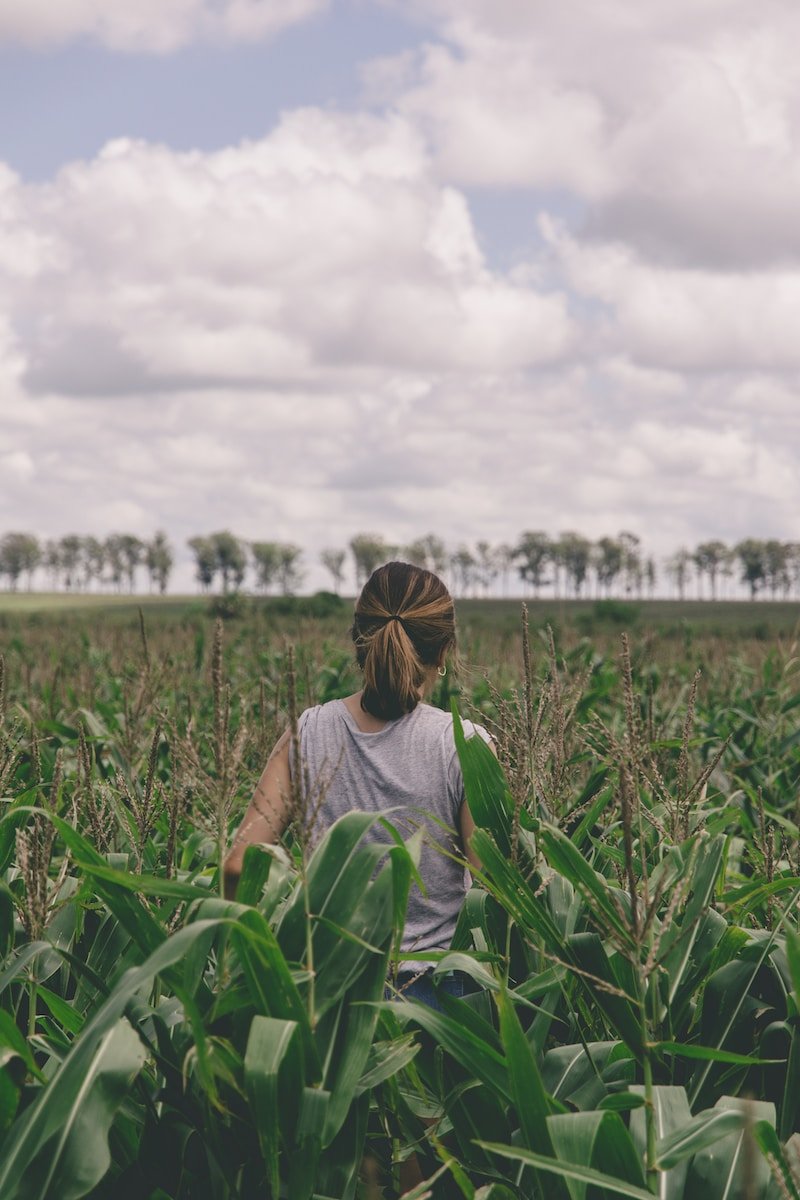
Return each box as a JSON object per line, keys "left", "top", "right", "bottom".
{"left": 2, "top": 600, "right": 800, "bottom": 1200}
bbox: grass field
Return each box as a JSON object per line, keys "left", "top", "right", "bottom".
{"left": 1, "top": 587, "right": 798, "bottom": 632}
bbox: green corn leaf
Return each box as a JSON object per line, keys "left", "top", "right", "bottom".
{"left": 287, "top": 1086, "right": 330, "bottom": 1200}
{"left": 598, "top": 1093, "right": 646, "bottom": 1113}
{"left": 35, "top": 986, "right": 84, "bottom": 1037}
{"left": 354, "top": 1032, "right": 420, "bottom": 1095}
{"left": 567, "top": 934, "right": 644, "bottom": 1058}
{"left": 0, "top": 1009, "right": 44, "bottom": 1081}
{"left": 657, "top": 834, "right": 725, "bottom": 1006}
{"left": 547, "top": 1110, "right": 647, "bottom": 1200}
{"left": 15, "top": 809, "right": 168, "bottom": 958}
{"left": 277, "top": 811, "right": 387, "bottom": 960}
{"left": 0, "top": 1049, "right": 24, "bottom": 1140}
{"left": 452, "top": 702, "right": 515, "bottom": 856}
{"left": 752, "top": 1120, "right": 800, "bottom": 1200}
{"left": 692, "top": 933, "right": 782, "bottom": 1106}
{"left": 320, "top": 944, "right": 389, "bottom": 1145}
{"left": 543, "top": 1042, "right": 632, "bottom": 1110}
{"left": 383, "top": 823, "right": 422, "bottom": 962}
{"left": 569, "top": 780, "right": 613, "bottom": 850}
{"left": 656, "top": 1108, "right": 743, "bottom": 1170}
{"left": 780, "top": 1022, "right": 800, "bottom": 1140}
{"left": 497, "top": 984, "right": 565, "bottom": 1200}
{"left": 227, "top": 906, "right": 316, "bottom": 1066}
{"left": 443, "top": 1075, "right": 514, "bottom": 1177}
{"left": 0, "top": 915, "right": 282, "bottom": 1196}
{"left": 538, "top": 826, "right": 637, "bottom": 955}
{"left": 0, "top": 788, "right": 41, "bottom": 874}
{"left": 244, "top": 1015, "right": 304, "bottom": 1198}
{"left": 652, "top": 1041, "right": 780, "bottom": 1066}
{"left": 682, "top": 1098, "right": 774, "bottom": 1198}
{"left": 629, "top": 1086, "right": 691, "bottom": 1200}
{"left": 722, "top": 876, "right": 800, "bottom": 912}
{"left": 433, "top": 952, "right": 500, "bottom": 993}
{"left": 309, "top": 857, "right": 395, "bottom": 1023}
{"left": 235, "top": 842, "right": 274, "bottom": 906}
{"left": 0, "top": 1018, "right": 147, "bottom": 1200}
{"left": 469, "top": 827, "right": 566, "bottom": 948}
{"left": 385, "top": 997, "right": 511, "bottom": 1103}
{"left": 0, "top": 882, "right": 13, "bottom": 957}
{"left": 475, "top": 1142, "right": 655, "bottom": 1200}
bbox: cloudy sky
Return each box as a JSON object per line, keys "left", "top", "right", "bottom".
{"left": 1, "top": 0, "right": 799, "bottom": 591}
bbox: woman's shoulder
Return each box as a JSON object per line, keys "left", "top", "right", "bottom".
{"left": 294, "top": 699, "right": 341, "bottom": 735}
{"left": 417, "top": 703, "right": 492, "bottom": 745}
{"left": 298, "top": 699, "right": 342, "bottom": 725}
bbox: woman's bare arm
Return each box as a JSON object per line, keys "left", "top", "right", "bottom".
{"left": 459, "top": 801, "right": 482, "bottom": 873}
{"left": 223, "top": 729, "right": 293, "bottom": 900}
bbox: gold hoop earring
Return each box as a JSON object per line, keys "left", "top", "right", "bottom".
{"left": 437, "top": 664, "right": 447, "bottom": 677}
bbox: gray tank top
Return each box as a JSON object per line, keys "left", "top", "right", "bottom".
{"left": 292, "top": 699, "right": 490, "bottom": 969}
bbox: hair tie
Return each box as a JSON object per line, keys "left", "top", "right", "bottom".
{"left": 387, "top": 613, "right": 404, "bottom": 623}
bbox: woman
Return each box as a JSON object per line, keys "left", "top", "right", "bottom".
{"left": 223, "top": 559, "right": 491, "bottom": 1000}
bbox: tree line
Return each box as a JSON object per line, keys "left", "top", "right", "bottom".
{"left": 0, "top": 532, "right": 173, "bottom": 594}
{"left": 2, "top": 528, "right": 799, "bottom": 600}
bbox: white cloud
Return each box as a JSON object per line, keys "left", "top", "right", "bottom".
{"left": 0, "top": 112, "right": 572, "bottom": 399}
{"left": 544, "top": 219, "right": 800, "bottom": 370}
{"left": 376, "top": 0, "right": 800, "bottom": 269}
{"left": 0, "top": 0, "right": 327, "bottom": 52}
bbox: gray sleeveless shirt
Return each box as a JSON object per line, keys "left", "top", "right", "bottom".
{"left": 293, "top": 699, "right": 490, "bottom": 969}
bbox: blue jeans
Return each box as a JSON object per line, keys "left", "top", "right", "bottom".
{"left": 388, "top": 970, "right": 467, "bottom": 1011}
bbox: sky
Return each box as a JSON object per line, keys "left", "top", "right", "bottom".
{"left": 1, "top": 0, "right": 799, "bottom": 593}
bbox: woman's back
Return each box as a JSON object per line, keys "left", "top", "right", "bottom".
{"left": 295, "top": 698, "right": 488, "bottom": 968}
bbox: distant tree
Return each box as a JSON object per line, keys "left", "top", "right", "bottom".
{"left": 736, "top": 539, "right": 766, "bottom": 600}
{"left": 450, "top": 546, "right": 477, "bottom": 596}
{"left": 210, "top": 531, "right": 247, "bottom": 592}
{"left": 320, "top": 549, "right": 346, "bottom": 594}
{"left": 350, "top": 533, "right": 389, "bottom": 588}
{"left": 0, "top": 532, "right": 40, "bottom": 591}
{"left": 764, "top": 539, "right": 790, "bottom": 598}
{"left": 405, "top": 537, "right": 430, "bottom": 569}
{"left": 43, "top": 539, "right": 61, "bottom": 590}
{"left": 277, "top": 544, "right": 304, "bottom": 595}
{"left": 645, "top": 556, "right": 657, "bottom": 598}
{"left": 515, "top": 531, "right": 551, "bottom": 597}
{"left": 693, "top": 540, "right": 728, "bottom": 600}
{"left": 59, "top": 535, "right": 82, "bottom": 592}
{"left": 619, "top": 531, "right": 642, "bottom": 597}
{"left": 594, "top": 537, "right": 623, "bottom": 597}
{"left": 788, "top": 543, "right": 800, "bottom": 599}
{"left": 104, "top": 535, "right": 126, "bottom": 592}
{"left": 496, "top": 543, "right": 515, "bottom": 596}
{"left": 404, "top": 534, "right": 447, "bottom": 576}
{"left": 82, "top": 536, "right": 106, "bottom": 591}
{"left": 474, "top": 541, "right": 498, "bottom": 596}
{"left": 188, "top": 536, "right": 217, "bottom": 593}
{"left": 252, "top": 542, "right": 282, "bottom": 593}
{"left": 123, "top": 536, "right": 143, "bottom": 591}
{"left": 719, "top": 547, "right": 736, "bottom": 599}
{"left": 666, "top": 548, "right": 692, "bottom": 600}
{"left": 557, "top": 531, "right": 592, "bottom": 597}
{"left": 145, "top": 531, "right": 174, "bottom": 595}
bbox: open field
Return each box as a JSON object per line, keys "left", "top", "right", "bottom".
{"left": 1, "top": 589, "right": 798, "bottom": 648}
{"left": 2, "top": 599, "right": 800, "bottom": 1198}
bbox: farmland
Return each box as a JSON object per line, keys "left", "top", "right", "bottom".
{"left": 2, "top": 595, "right": 800, "bottom": 1199}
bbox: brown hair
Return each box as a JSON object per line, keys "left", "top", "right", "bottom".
{"left": 351, "top": 561, "right": 456, "bottom": 720}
